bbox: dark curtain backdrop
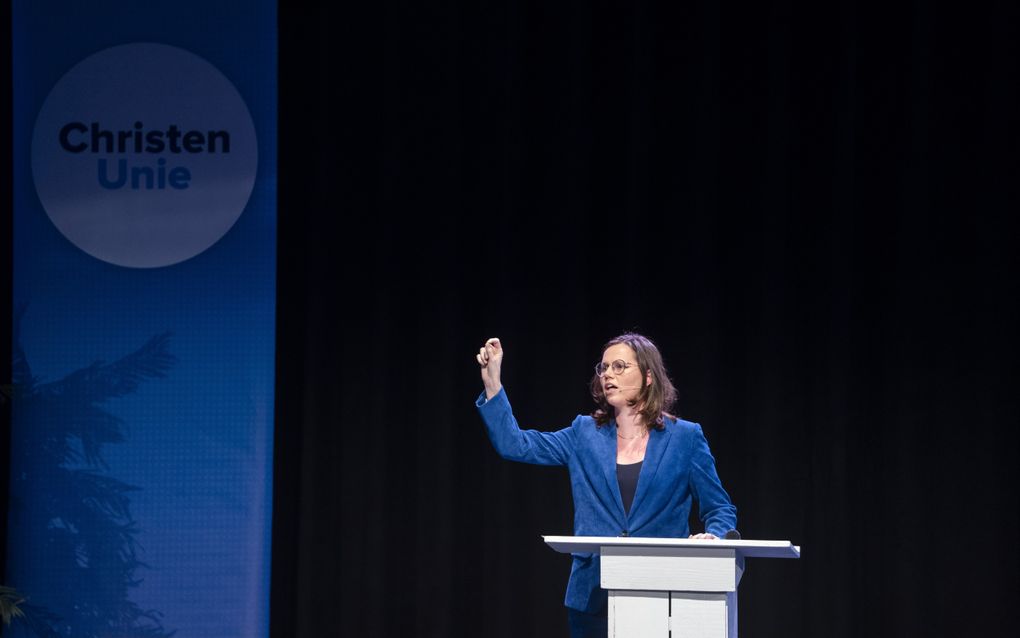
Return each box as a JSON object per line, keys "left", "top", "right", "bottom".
{"left": 3, "top": 1, "right": 1018, "bottom": 638}
{"left": 271, "top": 1, "right": 1017, "bottom": 637}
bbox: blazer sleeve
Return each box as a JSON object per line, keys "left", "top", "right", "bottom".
{"left": 688, "top": 423, "right": 738, "bottom": 537}
{"left": 475, "top": 388, "right": 574, "bottom": 466}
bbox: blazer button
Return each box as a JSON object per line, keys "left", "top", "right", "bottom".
{"left": 620, "top": 531, "right": 629, "bottom": 537}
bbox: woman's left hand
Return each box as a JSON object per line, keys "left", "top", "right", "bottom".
{"left": 689, "top": 533, "right": 718, "bottom": 540}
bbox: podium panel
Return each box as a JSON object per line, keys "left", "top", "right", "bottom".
{"left": 670, "top": 593, "right": 730, "bottom": 638}
{"left": 601, "top": 546, "right": 738, "bottom": 591}
{"left": 608, "top": 590, "right": 669, "bottom": 636}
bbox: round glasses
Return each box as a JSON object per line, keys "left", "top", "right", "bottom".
{"left": 595, "top": 360, "right": 638, "bottom": 376}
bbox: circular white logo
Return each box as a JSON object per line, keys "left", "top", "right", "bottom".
{"left": 31, "top": 43, "right": 258, "bottom": 268}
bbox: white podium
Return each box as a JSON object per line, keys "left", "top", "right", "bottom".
{"left": 544, "top": 536, "right": 800, "bottom": 638}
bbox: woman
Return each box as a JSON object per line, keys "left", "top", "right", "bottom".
{"left": 475, "top": 333, "right": 737, "bottom": 638}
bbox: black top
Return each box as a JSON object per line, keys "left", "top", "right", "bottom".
{"left": 617, "top": 460, "right": 643, "bottom": 515}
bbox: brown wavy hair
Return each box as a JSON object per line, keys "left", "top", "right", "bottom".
{"left": 590, "top": 332, "right": 677, "bottom": 429}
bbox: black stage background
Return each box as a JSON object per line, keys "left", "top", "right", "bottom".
{"left": 5, "top": 2, "right": 1020, "bottom": 637}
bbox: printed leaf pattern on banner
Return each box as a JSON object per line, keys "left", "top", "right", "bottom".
{"left": 9, "top": 306, "right": 177, "bottom": 638}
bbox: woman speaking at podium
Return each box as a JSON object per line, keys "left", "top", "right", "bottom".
{"left": 475, "top": 333, "right": 737, "bottom": 638}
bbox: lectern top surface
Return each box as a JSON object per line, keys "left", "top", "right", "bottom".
{"left": 542, "top": 535, "right": 801, "bottom": 559}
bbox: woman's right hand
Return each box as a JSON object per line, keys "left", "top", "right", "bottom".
{"left": 476, "top": 337, "right": 503, "bottom": 400}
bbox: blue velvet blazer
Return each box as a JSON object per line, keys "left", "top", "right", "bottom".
{"left": 476, "top": 388, "right": 738, "bottom": 613}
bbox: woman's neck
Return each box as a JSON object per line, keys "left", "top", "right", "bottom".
{"left": 615, "top": 406, "right": 645, "bottom": 434}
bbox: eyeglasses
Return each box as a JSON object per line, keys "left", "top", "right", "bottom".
{"left": 595, "top": 360, "right": 638, "bottom": 376}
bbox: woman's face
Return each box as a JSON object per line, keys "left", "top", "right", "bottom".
{"left": 599, "top": 343, "right": 648, "bottom": 409}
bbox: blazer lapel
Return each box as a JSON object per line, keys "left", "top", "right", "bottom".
{"left": 628, "top": 425, "right": 671, "bottom": 519}
{"left": 601, "top": 421, "right": 626, "bottom": 521}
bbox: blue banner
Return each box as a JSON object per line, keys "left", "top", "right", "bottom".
{"left": 7, "top": 2, "right": 277, "bottom": 636}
